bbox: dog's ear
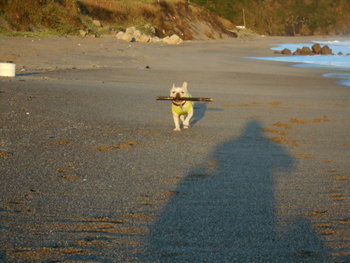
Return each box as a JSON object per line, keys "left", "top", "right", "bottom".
{"left": 182, "top": 81, "right": 188, "bottom": 91}
{"left": 172, "top": 83, "right": 176, "bottom": 89}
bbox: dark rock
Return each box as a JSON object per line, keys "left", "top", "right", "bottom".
{"left": 337, "top": 52, "right": 343, "bottom": 55}
{"left": 293, "top": 48, "right": 302, "bottom": 55}
{"left": 320, "top": 45, "right": 333, "bottom": 55}
{"left": 281, "top": 48, "right": 292, "bottom": 55}
{"left": 300, "top": 46, "right": 312, "bottom": 55}
{"left": 312, "top": 43, "right": 322, "bottom": 54}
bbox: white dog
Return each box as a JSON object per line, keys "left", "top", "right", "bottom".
{"left": 170, "top": 81, "right": 194, "bottom": 131}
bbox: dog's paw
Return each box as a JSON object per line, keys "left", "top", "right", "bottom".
{"left": 173, "top": 128, "right": 181, "bottom": 132}
{"left": 183, "top": 125, "right": 189, "bottom": 129}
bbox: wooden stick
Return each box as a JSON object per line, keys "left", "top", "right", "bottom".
{"left": 156, "top": 96, "right": 214, "bottom": 102}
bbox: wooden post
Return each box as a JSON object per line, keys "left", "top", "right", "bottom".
{"left": 243, "top": 8, "right": 246, "bottom": 28}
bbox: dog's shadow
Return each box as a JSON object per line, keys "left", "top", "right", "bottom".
{"left": 191, "top": 102, "right": 223, "bottom": 127}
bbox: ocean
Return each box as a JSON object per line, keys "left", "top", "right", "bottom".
{"left": 249, "top": 39, "right": 350, "bottom": 87}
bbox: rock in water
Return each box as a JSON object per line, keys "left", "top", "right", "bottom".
{"left": 312, "top": 43, "right": 322, "bottom": 54}
{"left": 321, "top": 45, "right": 333, "bottom": 55}
{"left": 300, "top": 46, "right": 312, "bottom": 55}
{"left": 281, "top": 48, "right": 292, "bottom": 55}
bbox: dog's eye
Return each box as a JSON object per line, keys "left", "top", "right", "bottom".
{"left": 172, "top": 91, "right": 175, "bottom": 94}
{"left": 181, "top": 91, "right": 184, "bottom": 94}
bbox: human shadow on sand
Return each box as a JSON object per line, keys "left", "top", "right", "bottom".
{"left": 146, "top": 120, "right": 329, "bottom": 262}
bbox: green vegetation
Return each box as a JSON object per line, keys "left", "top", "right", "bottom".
{"left": 191, "top": 0, "right": 350, "bottom": 35}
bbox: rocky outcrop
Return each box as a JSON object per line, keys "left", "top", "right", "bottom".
{"left": 280, "top": 44, "right": 334, "bottom": 56}
{"left": 293, "top": 46, "right": 312, "bottom": 55}
{"left": 115, "top": 26, "right": 183, "bottom": 45}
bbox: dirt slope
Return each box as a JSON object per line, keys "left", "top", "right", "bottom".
{"left": 0, "top": 0, "right": 237, "bottom": 40}
{"left": 78, "top": 0, "right": 237, "bottom": 40}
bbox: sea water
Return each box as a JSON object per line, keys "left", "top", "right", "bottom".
{"left": 249, "top": 39, "right": 350, "bottom": 87}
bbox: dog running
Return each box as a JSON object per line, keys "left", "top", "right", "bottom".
{"left": 170, "top": 81, "right": 194, "bottom": 131}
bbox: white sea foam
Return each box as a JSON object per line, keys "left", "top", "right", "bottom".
{"left": 249, "top": 39, "right": 350, "bottom": 87}
{"left": 252, "top": 55, "right": 350, "bottom": 70}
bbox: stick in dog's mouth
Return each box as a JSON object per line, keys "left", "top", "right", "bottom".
{"left": 156, "top": 96, "right": 214, "bottom": 102}
{"left": 174, "top": 94, "right": 182, "bottom": 101}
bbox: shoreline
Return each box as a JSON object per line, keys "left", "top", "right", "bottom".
{"left": 247, "top": 37, "right": 350, "bottom": 87}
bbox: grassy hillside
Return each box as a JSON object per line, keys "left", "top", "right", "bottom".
{"left": 0, "top": 0, "right": 235, "bottom": 39}
{"left": 1, "top": 0, "right": 349, "bottom": 37}
{"left": 0, "top": 0, "right": 81, "bottom": 35}
{"left": 192, "top": 0, "right": 350, "bottom": 36}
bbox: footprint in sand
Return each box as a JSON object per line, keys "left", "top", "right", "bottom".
{"left": 269, "top": 101, "right": 283, "bottom": 106}
{"left": 335, "top": 176, "right": 350, "bottom": 181}
{"left": 290, "top": 117, "right": 307, "bottom": 124}
{"left": 269, "top": 136, "right": 299, "bottom": 147}
{"left": 56, "top": 167, "right": 80, "bottom": 179}
{"left": 246, "top": 115, "right": 263, "bottom": 119}
{"left": 0, "top": 151, "right": 13, "bottom": 159}
{"left": 51, "top": 139, "right": 71, "bottom": 145}
{"left": 314, "top": 224, "right": 336, "bottom": 235}
{"left": 321, "top": 159, "right": 334, "bottom": 163}
{"left": 329, "top": 192, "right": 347, "bottom": 201}
{"left": 4, "top": 189, "right": 43, "bottom": 213}
{"left": 261, "top": 128, "right": 289, "bottom": 136}
{"left": 94, "top": 141, "right": 137, "bottom": 151}
{"left": 272, "top": 121, "right": 292, "bottom": 129}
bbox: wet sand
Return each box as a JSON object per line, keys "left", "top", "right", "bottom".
{"left": 0, "top": 35, "right": 349, "bottom": 262}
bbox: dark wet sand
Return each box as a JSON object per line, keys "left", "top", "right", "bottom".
{"left": 0, "top": 35, "right": 349, "bottom": 262}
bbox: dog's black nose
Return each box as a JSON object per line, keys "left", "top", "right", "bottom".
{"left": 175, "top": 93, "right": 181, "bottom": 100}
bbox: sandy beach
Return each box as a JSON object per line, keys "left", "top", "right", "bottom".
{"left": 1, "top": 35, "right": 349, "bottom": 262}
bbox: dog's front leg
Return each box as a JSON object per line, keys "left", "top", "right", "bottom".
{"left": 172, "top": 112, "right": 181, "bottom": 131}
{"left": 180, "top": 115, "right": 185, "bottom": 125}
{"left": 183, "top": 109, "right": 194, "bottom": 129}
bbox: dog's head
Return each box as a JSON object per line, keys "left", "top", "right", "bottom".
{"left": 170, "top": 81, "right": 189, "bottom": 101}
